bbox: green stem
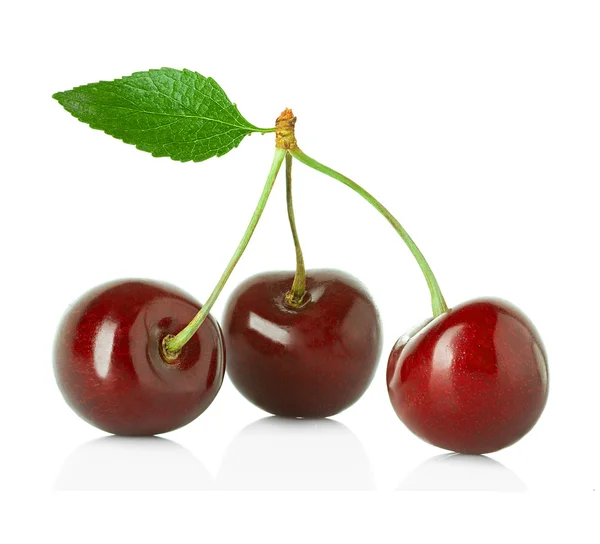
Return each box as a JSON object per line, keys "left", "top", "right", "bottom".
{"left": 163, "top": 147, "right": 286, "bottom": 359}
{"left": 284, "top": 152, "right": 307, "bottom": 306}
{"left": 290, "top": 147, "right": 448, "bottom": 318}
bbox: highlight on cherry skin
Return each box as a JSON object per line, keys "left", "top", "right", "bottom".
{"left": 386, "top": 298, "right": 549, "bottom": 455}
{"left": 53, "top": 279, "right": 225, "bottom": 436}
{"left": 223, "top": 269, "right": 382, "bottom": 418}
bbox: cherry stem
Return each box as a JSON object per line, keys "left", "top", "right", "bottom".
{"left": 163, "top": 147, "right": 286, "bottom": 359}
{"left": 289, "top": 147, "right": 448, "bottom": 318}
{"left": 284, "top": 152, "right": 307, "bottom": 306}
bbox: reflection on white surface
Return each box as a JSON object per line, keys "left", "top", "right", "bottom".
{"left": 217, "top": 417, "right": 374, "bottom": 490}
{"left": 398, "top": 453, "right": 527, "bottom": 492}
{"left": 55, "top": 436, "right": 213, "bottom": 491}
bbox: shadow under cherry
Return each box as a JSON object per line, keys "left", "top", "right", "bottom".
{"left": 54, "top": 435, "right": 213, "bottom": 491}
{"left": 398, "top": 453, "right": 527, "bottom": 492}
{"left": 217, "top": 416, "right": 374, "bottom": 490}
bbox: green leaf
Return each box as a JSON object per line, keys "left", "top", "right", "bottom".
{"left": 53, "top": 68, "right": 273, "bottom": 162}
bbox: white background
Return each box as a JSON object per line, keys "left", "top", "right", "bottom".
{"left": 1, "top": 0, "right": 598, "bottom": 541}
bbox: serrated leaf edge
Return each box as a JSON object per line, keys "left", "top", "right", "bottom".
{"left": 52, "top": 68, "right": 275, "bottom": 163}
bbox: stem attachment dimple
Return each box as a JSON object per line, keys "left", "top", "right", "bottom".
{"left": 289, "top": 147, "right": 449, "bottom": 319}
{"left": 284, "top": 152, "right": 307, "bottom": 307}
{"left": 162, "top": 147, "right": 286, "bottom": 360}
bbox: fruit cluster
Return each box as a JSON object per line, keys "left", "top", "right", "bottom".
{"left": 53, "top": 69, "right": 548, "bottom": 454}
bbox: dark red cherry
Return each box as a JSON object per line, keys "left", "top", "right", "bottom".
{"left": 54, "top": 279, "right": 225, "bottom": 436}
{"left": 387, "top": 298, "right": 548, "bottom": 454}
{"left": 223, "top": 269, "right": 382, "bottom": 418}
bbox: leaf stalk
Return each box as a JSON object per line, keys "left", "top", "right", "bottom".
{"left": 162, "top": 147, "right": 286, "bottom": 360}
{"left": 284, "top": 152, "right": 307, "bottom": 306}
{"left": 289, "top": 147, "right": 448, "bottom": 318}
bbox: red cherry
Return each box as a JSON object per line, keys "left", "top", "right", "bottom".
{"left": 223, "top": 269, "right": 382, "bottom": 418}
{"left": 387, "top": 298, "right": 548, "bottom": 454}
{"left": 54, "top": 279, "right": 225, "bottom": 435}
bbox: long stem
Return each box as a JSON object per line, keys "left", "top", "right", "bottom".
{"left": 284, "top": 152, "right": 307, "bottom": 306}
{"left": 290, "top": 147, "right": 448, "bottom": 318}
{"left": 163, "top": 147, "right": 286, "bottom": 359}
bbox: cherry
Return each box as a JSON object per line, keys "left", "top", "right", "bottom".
{"left": 289, "top": 147, "right": 549, "bottom": 452}
{"left": 54, "top": 279, "right": 225, "bottom": 436}
{"left": 52, "top": 135, "right": 286, "bottom": 437}
{"left": 223, "top": 269, "right": 382, "bottom": 417}
{"left": 387, "top": 299, "right": 548, "bottom": 454}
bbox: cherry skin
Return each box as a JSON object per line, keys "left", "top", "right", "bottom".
{"left": 387, "top": 298, "right": 548, "bottom": 454}
{"left": 223, "top": 269, "right": 382, "bottom": 418}
{"left": 54, "top": 279, "right": 225, "bottom": 436}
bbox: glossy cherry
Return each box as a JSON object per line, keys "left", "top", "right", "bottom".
{"left": 223, "top": 269, "right": 382, "bottom": 418}
{"left": 387, "top": 298, "right": 548, "bottom": 454}
{"left": 54, "top": 279, "right": 225, "bottom": 435}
